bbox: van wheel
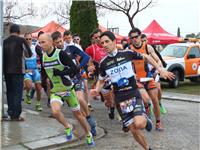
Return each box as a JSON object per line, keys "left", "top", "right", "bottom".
{"left": 169, "top": 71, "right": 180, "bottom": 88}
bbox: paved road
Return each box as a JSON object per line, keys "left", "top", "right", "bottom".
{"left": 64, "top": 99, "right": 200, "bottom": 150}
{"left": 3, "top": 94, "right": 199, "bottom": 150}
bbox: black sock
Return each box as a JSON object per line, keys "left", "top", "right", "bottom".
{"left": 110, "top": 107, "right": 115, "bottom": 112}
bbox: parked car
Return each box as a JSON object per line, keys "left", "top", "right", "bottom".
{"left": 160, "top": 43, "right": 200, "bottom": 88}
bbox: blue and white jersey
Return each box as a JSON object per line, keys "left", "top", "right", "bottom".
{"left": 99, "top": 49, "right": 144, "bottom": 102}
{"left": 25, "top": 45, "right": 37, "bottom": 70}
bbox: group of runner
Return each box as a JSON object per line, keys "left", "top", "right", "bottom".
{"left": 22, "top": 27, "right": 174, "bottom": 149}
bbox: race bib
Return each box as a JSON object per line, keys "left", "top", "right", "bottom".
{"left": 120, "top": 97, "right": 136, "bottom": 114}
{"left": 56, "top": 91, "right": 71, "bottom": 97}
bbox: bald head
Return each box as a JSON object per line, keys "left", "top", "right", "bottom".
{"left": 39, "top": 33, "right": 52, "bottom": 42}
{"left": 38, "top": 33, "right": 54, "bottom": 53}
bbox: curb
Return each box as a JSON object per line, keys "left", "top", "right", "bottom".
{"left": 162, "top": 93, "right": 200, "bottom": 103}
{"left": 2, "top": 127, "right": 105, "bottom": 150}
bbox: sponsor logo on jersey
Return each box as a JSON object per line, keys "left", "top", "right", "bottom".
{"left": 117, "top": 57, "right": 125, "bottom": 62}
{"left": 110, "top": 66, "right": 128, "bottom": 75}
{"left": 106, "top": 60, "right": 115, "bottom": 66}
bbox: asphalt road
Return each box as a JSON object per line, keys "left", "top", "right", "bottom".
{"left": 17, "top": 94, "right": 200, "bottom": 150}
{"left": 65, "top": 99, "right": 200, "bottom": 150}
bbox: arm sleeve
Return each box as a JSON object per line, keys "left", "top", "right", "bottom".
{"left": 128, "top": 50, "right": 143, "bottom": 60}
{"left": 70, "top": 46, "right": 90, "bottom": 68}
{"left": 99, "top": 62, "right": 107, "bottom": 80}
{"left": 35, "top": 45, "right": 43, "bottom": 57}
{"left": 59, "top": 50, "right": 80, "bottom": 77}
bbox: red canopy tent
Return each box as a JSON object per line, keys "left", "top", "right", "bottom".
{"left": 142, "top": 20, "right": 180, "bottom": 45}
{"left": 31, "top": 21, "right": 66, "bottom": 38}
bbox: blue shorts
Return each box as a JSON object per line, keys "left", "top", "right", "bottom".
{"left": 24, "top": 69, "right": 41, "bottom": 83}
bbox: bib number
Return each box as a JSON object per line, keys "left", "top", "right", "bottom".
{"left": 56, "top": 91, "right": 71, "bottom": 97}
{"left": 120, "top": 98, "right": 136, "bottom": 114}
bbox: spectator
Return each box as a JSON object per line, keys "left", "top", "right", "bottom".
{"left": 3, "top": 24, "right": 32, "bottom": 121}
{"left": 121, "top": 38, "right": 130, "bottom": 49}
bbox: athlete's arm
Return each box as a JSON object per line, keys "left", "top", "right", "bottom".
{"left": 142, "top": 53, "right": 174, "bottom": 80}
{"left": 90, "top": 60, "right": 106, "bottom": 96}
{"left": 69, "top": 45, "right": 90, "bottom": 68}
{"left": 147, "top": 45, "right": 163, "bottom": 67}
{"left": 58, "top": 50, "right": 80, "bottom": 77}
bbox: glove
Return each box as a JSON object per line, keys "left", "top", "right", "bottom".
{"left": 53, "top": 68, "right": 63, "bottom": 76}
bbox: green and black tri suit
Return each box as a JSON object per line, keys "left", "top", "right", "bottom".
{"left": 43, "top": 48, "right": 80, "bottom": 111}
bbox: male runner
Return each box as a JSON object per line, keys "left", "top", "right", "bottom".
{"left": 38, "top": 33, "right": 95, "bottom": 146}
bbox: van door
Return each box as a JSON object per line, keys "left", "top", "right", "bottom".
{"left": 184, "top": 46, "right": 200, "bottom": 77}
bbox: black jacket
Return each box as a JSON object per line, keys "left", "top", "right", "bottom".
{"left": 3, "top": 35, "right": 32, "bottom": 74}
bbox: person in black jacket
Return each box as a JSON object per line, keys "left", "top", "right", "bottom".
{"left": 3, "top": 24, "right": 32, "bottom": 121}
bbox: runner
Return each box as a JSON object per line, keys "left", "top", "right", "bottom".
{"left": 72, "top": 33, "right": 92, "bottom": 112}
{"left": 91, "top": 31, "right": 174, "bottom": 150}
{"left": 129, "top": 28, "right": 167, "bottom": 131}
{"left": 141, "top": 34, "right": 167, "bottom": 114}
{"left": 86, "top": 29, "right": 115, "bottom": 119}
{"left": 51, "top": 31, "right": 97, "bottom": 136}
{"left": 23, "top": 33, "right": 42, "bottom": 111}
{"left": 38, "top": 33, "right": 95, "bottom": 146}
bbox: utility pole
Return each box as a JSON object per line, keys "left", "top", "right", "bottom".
{"left": 0, "top": 0, "right": 3, "bottom": 120}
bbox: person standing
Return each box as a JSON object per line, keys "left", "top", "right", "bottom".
{"left": 3, "top": 24, "right": 32, "bottom": 121}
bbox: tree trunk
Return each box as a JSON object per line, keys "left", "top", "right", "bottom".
{"left": 128, "top": 16, "right": 135, "bottom": 29}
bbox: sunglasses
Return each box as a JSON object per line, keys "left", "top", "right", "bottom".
{"left": 130, "top": 35, "right": 139, "bottom": 39}
{"left": 93, "top": 36, "right": 100, "bottom": 39}
{"left": 74, "top": 38, "right": 80, "bottom": 41}
{"left": 25, "top": 38, "right": 32, "bottom": 41}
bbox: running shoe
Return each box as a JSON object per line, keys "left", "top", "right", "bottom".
{"left": 160, "top": 103, "right": 167, "bottom": 114}
{"left": 65, "top": 127, "right": 73, "bottom": 141}
{"left": 145, "top": 115, "right": 153, "bottom": 132}
{"left": 122, "top": 124, "right": 129, "bottom": 133}
{"left": 35, "top": 101, "right": 42, "bottom": 111}
{"left": 156, "top": 121, "right": 164, "bottom": 131}
{"left": 86, "top": 133, "right": 95, "bottom": 147}
{"left": 87, "top": 116, "right": 97, "bottom": 136}
{"left": 24, "top": 94, "right": 32, "bottom": 104}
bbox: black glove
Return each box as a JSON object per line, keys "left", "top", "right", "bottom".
{"left": 53, "top": 68, "right": 70, "bottom": 76}
{"left": 53, "top": 68, "right": 63, "bottom": 76}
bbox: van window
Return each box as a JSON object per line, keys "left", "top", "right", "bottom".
{"left": 188, "top": 47, "right": 200, "bottom": 58}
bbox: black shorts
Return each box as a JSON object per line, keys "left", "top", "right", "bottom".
{"left": 116, "top": 89, "right": 145, "bottom": 127}
{"left": 73, "top": 78, "right": 84, "bottom": 91}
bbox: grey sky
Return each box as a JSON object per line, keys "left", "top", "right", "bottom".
{"left": 15, "top": 0, "right": 199, "bottom": 37}
{"left": 98, "top": 0, "right": 200, "bottom": 36}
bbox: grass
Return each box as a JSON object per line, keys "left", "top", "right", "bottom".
{"left": 161, "top": 79, "right": 200, "bottom": 95}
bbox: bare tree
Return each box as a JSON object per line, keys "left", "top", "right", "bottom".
{"left": 3, "top": 1, "right": 37, "bottom": 25}
{"left": 96, "top": 0, "right": 156, "bottom": 29}
{"left": 40, "top": 0, "right": 104, "bottom": 25}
